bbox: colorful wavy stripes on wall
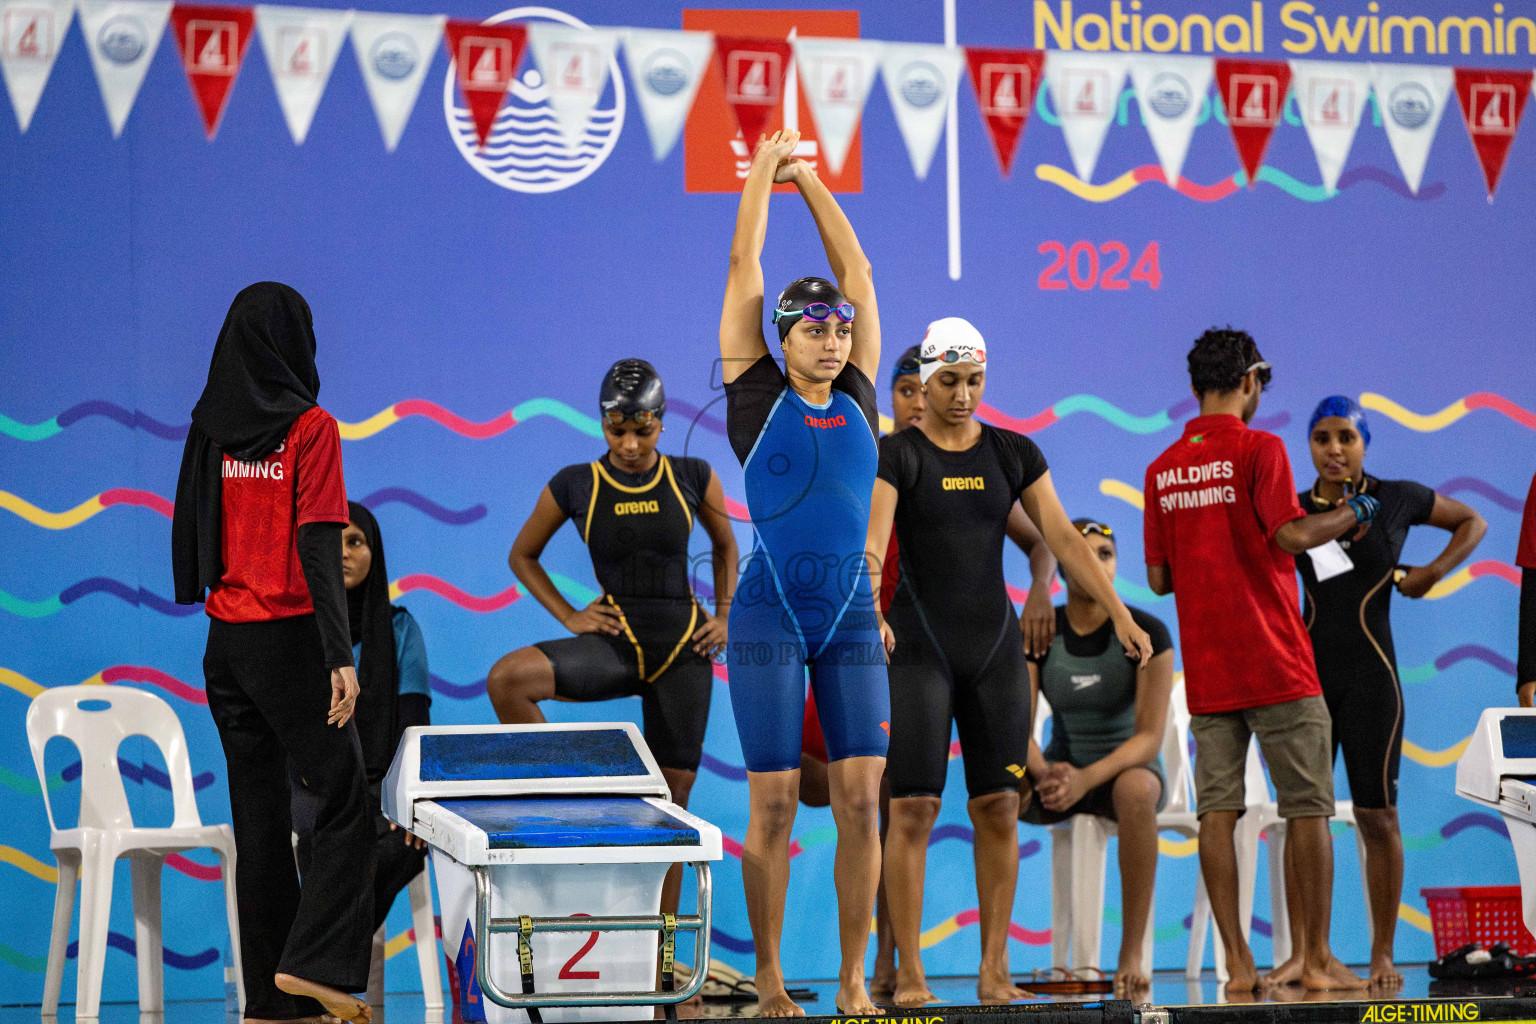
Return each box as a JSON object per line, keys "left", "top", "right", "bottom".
{"left": 1036, "top": 164, "right": 1445, "bottom": 203}
{"left": 0, "top": 932, "right": 218, "bottom": 973}
{"left": 388, "top": 573, "right": 598, "bottom": 612}
{"left": 1362, "top": 392, "right": 1536, "bottom": 432}
{"left": 1, "top": 665, "right": 206, "bottom": 704}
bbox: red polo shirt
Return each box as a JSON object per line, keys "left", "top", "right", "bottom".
{"left": 1143, "top": 414, "right": 1320, "bottom": 715}
{"left": 206, "top": 406, "right": 350, "bottom": 623}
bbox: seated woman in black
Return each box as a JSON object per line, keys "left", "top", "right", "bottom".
{"left": 486, "top": 358, "right": 737, "bottom": 917}
{"left": 1023, "top": 518, "right": 1174, "bottom": 996}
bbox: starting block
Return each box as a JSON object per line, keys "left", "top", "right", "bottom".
{"left": 384, "top": 723, "right": 722, "bottom": 1022}
{"left": 1456, "top": 708, "right": 1536, "bottom": 938}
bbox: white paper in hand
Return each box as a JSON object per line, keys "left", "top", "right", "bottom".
{"left": 1306, "top": 539, "right": 1354, "bottom": 581}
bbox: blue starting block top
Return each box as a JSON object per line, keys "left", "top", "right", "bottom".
{"left": 421, "top": 728, "right": 648, "bottom": 783}
{"left": 436, "top": 796, "right": 702, "bottom": 849}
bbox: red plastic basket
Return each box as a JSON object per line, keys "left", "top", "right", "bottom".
{"left": 1422, "top": 886, "right": 1536, "bottom": 957}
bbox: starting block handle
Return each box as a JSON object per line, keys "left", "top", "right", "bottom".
{"left": 473, "top": 863, "right": 714, "bottom": 1011}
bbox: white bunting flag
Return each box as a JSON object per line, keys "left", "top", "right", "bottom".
{"left": 1044, "top": 51, "right": 1128, "bottom": 183}
{"left": 78, "top": 0, "right": 171, "bottom": 136}
{"left": 255, "top": 5, "right": 352, "bottom": 144}
{"left": 1369, "top": 61, "right": 1453, "bottom": 195}
{"left": 527, "top": 22, "right": 618, "bottom": 152}
{"left": 621, "top": 28, "right": 712, "bottom": 162}
{"left": 879, "top": 42, "right": 962, "bottom": 180}
{"left": 0, "top": 0, "right": 74, "bottom": 131}
{"left": 349, "top": 12, "right": 442, "bottom": 152}
{"left": 1127, "top": 54, "right": 1212, "bottom": 185}
{"left": 791, "top": 36, "right": 881, "bottom": 175}
{"left": 1289, "top": 59, "right": 1372, "bottom": 193}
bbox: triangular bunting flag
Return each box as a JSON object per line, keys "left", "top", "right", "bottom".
{"left": 791, "top": 36, "right": 881, "bottom": 175}
{"left": 79, "top": 0, "right": 172, "bottom": 136}
{"left": 1214, "top": 58, "right": 1290, "bottom": 186}
{"left": 964, "top": 46, "right": 1044, "bottom": 177}
{"left": 526, "top": 22, "right": 617, "bottom": 152}
{"left": 0, "top": 0, "right": 75, "bottom": 131}
{"left": 621, "top": 28, "right": 712, "bottom": 162}
{"left": 879, "top": 42, "right": 963, "bottom": 180}
{"left": 442, "top": 19, "right": 526, "bottom": 149}
{"left": 1128, "top": 54, "right": 1212, "bottom": 186}
{"left": 255, "top": 4, "right": 350, "bottom": 144}
{"left": 1044, "top": 50, "right": 1128, "bottom": 183}
{"left": 169, "top": 3, "right": 255, "bottom": 138}
{"left": 713, "top": 35, "right": 792, "bottom": 142}
{"left": 1368, "top": 62, "right": 1452, "bottom": 195}
{"left": 1454, "top": 66, "right": 1532, "bottom": 200}
{"left": 349, "top": 12, "right": 443, "bottom": 152}
{"left": 1288, "top": 59, "right": 1371, "bottom": 193}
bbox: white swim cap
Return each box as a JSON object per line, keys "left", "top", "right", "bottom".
{"left": 919, "top": 317, "right": 988, "bottom": 384}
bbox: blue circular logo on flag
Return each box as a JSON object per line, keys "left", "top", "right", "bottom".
{"left": 899, "top": 61, "right": 943, "bottom": 108}
{"left": 642, "top": 49, "right": 690, "bottom": 97}
{"left": 371, "top": 32, "right": 419, "bottom": 81}
{"left": 99, "top": 15, "right": 147, "bottom": 64}
{"left": 1147, "top": 73, "right": 1191, "bottom": 118}
{"left": 1389, "top": 83, "right": 1433, "bottom": 129}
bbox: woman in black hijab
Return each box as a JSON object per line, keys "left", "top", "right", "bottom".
{"left": 173, "top": 282, "right": 375, "bottom": 1024}
{"left": 294, "top": 502, "right": 431, "bottom": 939}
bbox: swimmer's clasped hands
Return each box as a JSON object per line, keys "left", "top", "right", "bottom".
{"left": 563, "top": 597, "right": 625, "bottom": 637}
{"left": 751, "top": 130, "right": 811, "bottom": 185}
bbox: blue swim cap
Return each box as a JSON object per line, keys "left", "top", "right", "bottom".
{"left": 1308, "top": 395, "right": 1370, "bottom": 447}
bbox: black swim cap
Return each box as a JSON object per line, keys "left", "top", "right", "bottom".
{"left": 773, "top": 276, "right": 845, "bottom": 344}
{"left": 599, "top": 358, "right": 666, "bottom": 422}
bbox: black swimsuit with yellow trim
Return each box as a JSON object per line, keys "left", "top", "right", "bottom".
{"left": 1295, "top": 475, "right": 1435, "bottom": 809}
{"left": 536, "top": 453, "right": 715, "bottom": 772}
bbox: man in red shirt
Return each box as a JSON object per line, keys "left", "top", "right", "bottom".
{"left": 1144, "top": 329, "right": 1377, "bottom": 993}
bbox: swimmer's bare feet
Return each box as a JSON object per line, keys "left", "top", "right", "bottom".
{"left": 892, "top": 963, "right": 937, "bottom": 1008}
{"left": 977, "top": 965, "right": 1026, "bottom": 1004}
{"left": 1368, "top": 949, "right": 1404, "bottom": 989}
{"left": 754, "top": 973, "right": 805, "bottom": 1019}
{"left": 836, "top": 977, "right": 883, "bottom": 1017}
{"left": 1113, "top": 949, "right": 1150, "bottom": 998}
{"left": 244, "top": 1016, "right": 334, "bottom": 1024}
{"left": 274, "top": 974, "right": 371, "bottom": 1024}
{"left": 1299, "top": 957, "right": 1368, "bottom": 991}
{"left": 871, "top": 949, "right": 897, "bottom": 1002}
{"left": 1223, "top": 949, "right": 1262, "bottom": 996}
{"left": 1263, "top": 955, "right": 1304, "bottom": 987}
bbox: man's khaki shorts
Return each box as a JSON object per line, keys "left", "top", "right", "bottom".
{"left": 1191, "top": 695, "right": 1335, "bottom": 819}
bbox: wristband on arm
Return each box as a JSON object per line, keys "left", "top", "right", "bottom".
{"left": 1347, "top": 493, "right": 1380, "bottom": 524}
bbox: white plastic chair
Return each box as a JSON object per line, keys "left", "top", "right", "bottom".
{"left": 27, "top": 686, "right": 242, "bottom": 1019}
{"left": 1258, "top": 799, "right": 1369, "bottom": 965}
{"left": 1037, "top": 696, "right": 1157, "bottom": 974}
{"left": 362, "top": 865, "right": 444, "bottom": 1020}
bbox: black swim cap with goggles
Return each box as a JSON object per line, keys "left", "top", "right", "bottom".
{"left": 599, "top": 358, "right": 666, "bottom": 427}
{"left": 772, "top": 277, "right": 854, "bottom": 343}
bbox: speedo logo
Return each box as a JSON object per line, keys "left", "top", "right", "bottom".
{"left": 614, "top": 500, "right": 660, "bottom": 516}
{"left": 942, "top": 476, "right": 985, "bottom": 490}
{"left": 805, "top": 414, "right": 847, "bottom": 429}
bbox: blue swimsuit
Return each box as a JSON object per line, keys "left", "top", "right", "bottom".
{"left": 724, "top": 356, "right": 890, "bottom": 772}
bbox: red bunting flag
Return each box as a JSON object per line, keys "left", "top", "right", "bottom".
{"left": 443, "top": 19, "right": 526, "bottom": 149}
{"left": 168, "top": 3, "right": 254, "bottom": 138}
{"left": 964, "top": 47, "right": 1044, "bottom": 177}
{"left": 1454, "top": 67, "right": 1533, "bottom": 200}
{"left": 1214, "top": 58, "right": 1290, "bottom": 187}
{"left": 712, "top": 35, "right": 792, "bottom": 143}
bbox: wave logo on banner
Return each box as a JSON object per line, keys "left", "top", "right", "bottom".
{"left": 351, "top": 12, "right": 443, "bottom": 151}
{"left": 1128, "top": 54, "right": 1212, "bottom": 186}
{"left": 1454, "top": 66, "right": 1532, "bottom": 200}
{"left": 1289, "top": 59, "right": 1371, "bottom": 194}
{"left": 443, "top": 7, "right": 623, "bottom": 194}
{"left": 78, "top": 0, "right": 170, "bottom": 136}
{"left": 254, "top": 5, "right": 351, "bottom": 144}
{"left": 1369, "top": 62, "right": 1451, "bottom": 196}
{"left": 169, "top": 3, "right": 255, "bottom": 139}
{"left": 1215, "top": 58, "right": 1290, "bottom": 186}
{"left": 965, "top": 46, "right": 1045, "bottom": 177}
{"left": 1044, "top": 51, "right": 1127, "bottom": 183}
{"left": 622, "top": 28, "right": 711, "bottom": 162}
{"left": 0, "top": 0, "right": 74, "bottom": 131}
{"left": 526, "top": 22, "right": 617, "bottom": 152}
{"left": 879, "top": 42, "right": 962, "bottom": 180}
{"left": 792, "top": 36, "right": 881, "bottom": 176}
